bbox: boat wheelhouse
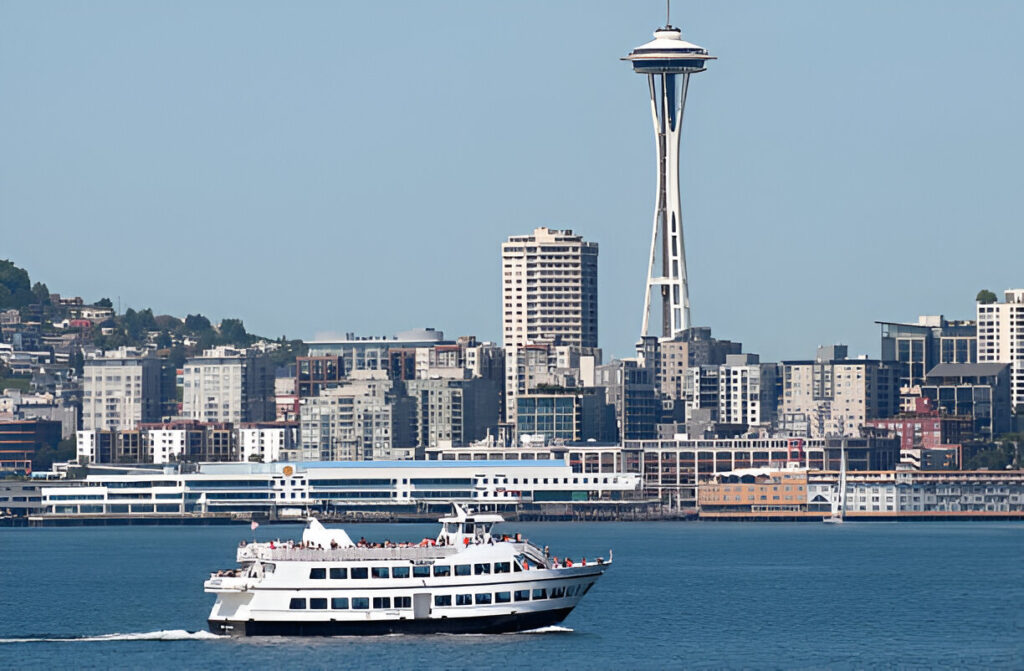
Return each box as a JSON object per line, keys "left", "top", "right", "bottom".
{"left": 205, "top": 504, "right": 611, "bottom": 636}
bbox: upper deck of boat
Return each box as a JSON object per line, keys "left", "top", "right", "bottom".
{"left": 237, "top": 541, "right": 535, "bottom": 564}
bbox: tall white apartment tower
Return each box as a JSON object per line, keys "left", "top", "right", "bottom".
{"left": 501, "top": 227, "right": 598, "bottom": 426}
{"left": 501, "top": 227, "right": 598, "bottom": 349}
{"left": 182, "top": 346, "right": 274, "bottom": 424}
{"left": 977, "top": 289, "right": 1024, "bottom": 411}
{"left": 624, "top": 18, "right": 714, "bottom": 340}
{"left": 82, "top": 347, "right": 162, "bottom": 430}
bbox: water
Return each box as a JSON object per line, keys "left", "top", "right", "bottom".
{"left": 1, "top": 521, "right": 1021, "bottom": 669}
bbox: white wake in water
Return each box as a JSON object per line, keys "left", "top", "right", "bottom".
{"left": 518, "top": 625, "right": 573, "bottom": 634}
{"left": 0, "top": 629, "right": 224, "bottom": 643}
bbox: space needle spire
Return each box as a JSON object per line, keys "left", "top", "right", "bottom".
{"left": 623, "top": 12, "right": 714, "bottom": 341}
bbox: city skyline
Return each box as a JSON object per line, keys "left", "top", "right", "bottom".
{"left": 3, "top": 2, "right": 1023, "bottom": 361}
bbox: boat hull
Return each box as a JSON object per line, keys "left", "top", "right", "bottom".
{"left": 209, "top": 606, "right": 575, "bottom": 637}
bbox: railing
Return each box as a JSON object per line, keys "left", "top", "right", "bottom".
{"left": 238, "top": 545, "right": 461, "bottom": 563}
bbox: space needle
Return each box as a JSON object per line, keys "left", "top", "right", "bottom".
{"left": 623, "top": 9, "right": 714, "bottom": 341}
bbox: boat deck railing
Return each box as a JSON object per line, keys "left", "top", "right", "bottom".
{"left": 238, "top": 544, "right": 462, "bottom": 563}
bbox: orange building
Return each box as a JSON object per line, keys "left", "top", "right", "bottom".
{"left": 698, "top": 469, "right": 813, "bottom": 518}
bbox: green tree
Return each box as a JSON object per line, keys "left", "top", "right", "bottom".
{"left": 31, "top": 282, "right": 50, "bottom": 305}
{"left": 184, "top": 313, "right": 212, "bottom": 332}
{"left": 218, "top": 318, "right": 249, "bottom": 345}
{"left": 95, "top": 297, "right": 113, "bottom": 308}
{"left": 32, "top": 438, "right": 77, "bottom": 472}
{"left": 0, "top": 260, "right": 31, "bottom": 308}
{"left": 976, "top": 289, "right": 998, "bottom": 304}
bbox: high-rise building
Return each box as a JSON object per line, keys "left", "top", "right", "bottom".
{"left": 406, "top": 377, "right": 500, "bottom": 448}
{"left": 501, "top": 227, "right": 598, "bottom": 349}
{"left": 82, "top": 347, "right": 163, "bottom": 430}
{"left": 501, "top": 227, "right": 598, "bottom": 431}
{"left": 976, "top": 289, "right": 1024, "bottom": 411}
{"left": 182, "top": 347, "right": 274, "bottom": 424}
{"left": 624, "top": 19, "right": 714, "bottom": 339}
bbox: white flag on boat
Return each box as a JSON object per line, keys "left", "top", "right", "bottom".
{"left": 251, "top": 521, "right": 259, "bottom": 531}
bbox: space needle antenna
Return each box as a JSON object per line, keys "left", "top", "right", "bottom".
{"left": 666, "top": 0, "right": 671, "bottom": 27}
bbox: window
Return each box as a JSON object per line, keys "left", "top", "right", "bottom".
{"left": 455, "top": 564, "right": 471, "bottom": 576}
{"left": 372, "top": 597, "right": 391, "bottom": 609}
{"left": 352, "top": 598, "right": 370, "bottom": 609}
{"left": 330, "top": 567, "right": 347, "bottom": 579}
{"left": 310, "top": 598, "right": 328, "bottom": 610}
{"left": 514, "top": 590, "right": 530, "bottom": 602}
{"left": 434, "top": 595, "right": 452, "bottom": 607}
{"left": 495, "top": 591, "right": 511, "bottom": 603}
{"left": 331, "top": 597, "right": 349, "bottom": 609}
{"left": 455, "top": 594, "right": 472, "bottom": 606}
{"left": 475, "top": 593, "right": 492, "bottom": 605}
{"left": 551, "top": 586, "right": 565, "bottom": 598}
{"left": 289, "top": 598, "right": 306, "bottom": 610}
{"left": 433, "top": 565, "right": 451, "bottom": 577}
{"left": 413, "top": 566, "right": 431, "bottom": 578}
{"left": 350, "top": 567, "right": 368, "bottom": 579}
{"left": 474, "top": 563, "right": 491, "bottom": 575}
{"left": 309, "top": 568, "right": 326, "bottom": 580}
{"left": 494, "top": 562, "right": 511, "bottom": 574}
{"left": 533, "top": 588, "right": 547, "bottom": 599}
{"left": 371, "top": 567, "right": 390, "bottom": 579}
{"left": 394, "top": 596, "right": 411, "bottom": 609}
{"left": 392, "top": 566, "right": 410, "bottom": 579}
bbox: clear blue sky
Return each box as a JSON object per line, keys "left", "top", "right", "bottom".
{"left": 2, "top": 1, "right": 1022, "bottom": 361}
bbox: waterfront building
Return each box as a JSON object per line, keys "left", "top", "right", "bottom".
{"left": 182, "top": 346, "right": 274, "bottom": 424}
{"left": 82, "top": 347, "right": 163, "bottom": 430}
{"left": 976, "top": 289, "right": 1024, "bottom": 411}
{"left": 877, "top": 315, "right": 976, "bottom": 389}
{"left": 697, "top": 468, "right": 1024, "bottom": 519}
{"left": 0, "top": 419, "right": 62, "bottom": 475}
{"left": 37, "top": 459, "right": 642, "bottom": 518}
{"left": 623, "top": 436, "right": 899, "bottom": 508}
{"left": 919, "top": 363, "right": 1012, "bottom": 438}
{"left": 779, "top": 345, "right": 899, "bottom": 438}
{"left": 299, "top": 372, "right": 416, "bottom": 461}
{"left": 406, "top": 376, "right": 500, "bottom": 448}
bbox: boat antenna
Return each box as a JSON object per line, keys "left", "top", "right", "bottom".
{"left": 667, "top": 0, "right": 671, "bottom": 28}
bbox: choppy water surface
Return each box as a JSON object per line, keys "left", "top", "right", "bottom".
{"left": 1, "top": 521, "right": 1021, "bottom": 669}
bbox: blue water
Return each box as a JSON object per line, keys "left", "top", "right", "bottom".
{"left": 1, "top": 522, "right": 1021, "bottom": 669}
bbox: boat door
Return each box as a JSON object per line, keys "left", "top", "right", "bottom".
{"left": 413, "top": 593, "right": 431, "bottom": 619}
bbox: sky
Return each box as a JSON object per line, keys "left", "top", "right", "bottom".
{"left": 2, "top": 1, "right": 1023, "bottom": 361}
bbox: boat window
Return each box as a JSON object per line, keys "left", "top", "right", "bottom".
{"left": 514, "top": 590, "right": 530, "bottom": 602}
{"left": 433, "top": 565, "right": 451, "bottom": 577}
{"left": 413, "top": 566, "right": 431, "bottom": 578}
{"left": 475, "top": 593, "right": 492, "bottom": 605}
{"left": 394, "top": 596, "right": 411, "bottom": 608}
{"left": 474, "top": 563, "right": 490, "bottom": 575}
{"left": 551, "top": 587, "right": 565, "bottom": 598}
{"left": 310, "top": 598, "right": 328, "bottom": 610}
{"left": 532, "top": 588, "right": 547, "bottom": 599}
{"left": 331, "top": 598, "right": 349, "bottom": 610}
{"left": 371, "top": 567, "right": 390, "bottom": 579}
{"left": 352, "top": 598, "right": 369, "bottom": 610}
{"left": 455, "top": 594, "right": 472, "bottom": 606}
{"left": 309, "top": 568, "right": 327, "bottom": 580}
{"left": 464, "top": 523, "right": 475, "bottom": 534}
{"left": 434, "top": 595, "right": 452, "bottom": 607}
{"left": 330, "top": 568, "right": 347, "bottom": 579}
{"left": 513, "top": 560, "right": 523, "bottom": 572}
{"left": 392, "top": 566, "right": 410, "bottom": 578}
{"left": 455, "top": 564, "right": 471, "bottom": 576}
{"left": 372, "top": 597, "right": 391, "bottom": 609}
{"left": 495, "top": 591, "right": 511, "bottom": 603}
{"left": 289, "top": 598, "right": 306, "bottom": 610}
{"left": 263, "top": 563, "right": 276, "bottom": 574}
{"left": 494, "top": 562, "right": 511, "bottom": 574}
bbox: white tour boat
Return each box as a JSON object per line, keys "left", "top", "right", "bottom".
{"left": 205, "top": 504, "right": 611, "bottom": 636}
